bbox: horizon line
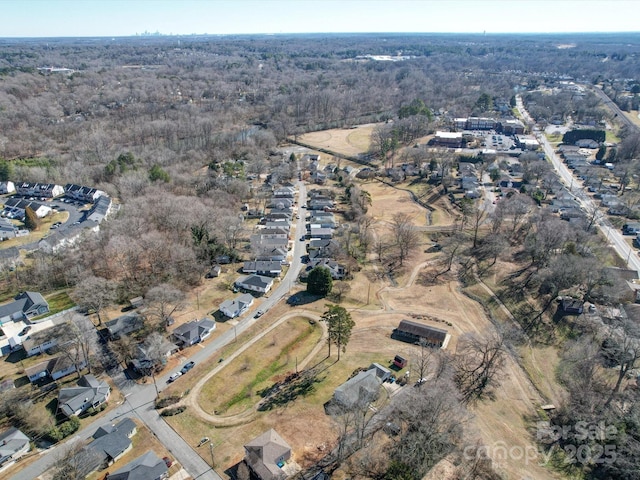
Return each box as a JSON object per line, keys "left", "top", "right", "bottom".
{"left": 1, "top": 31, "right": 640, "bottom": 40}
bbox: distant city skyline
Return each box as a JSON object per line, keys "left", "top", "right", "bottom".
{"left": 2, "top": 0, "right": 639, "bottom": 38}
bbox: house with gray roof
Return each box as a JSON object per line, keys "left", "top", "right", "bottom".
{"left": 235, "top": 275, "right": 274, "bottom": 295}
{"left": 64, "top": 184, "right": 105, "bottom": 203}
{"left": 58, "top": 374, "right": 111, "bottom": 417}
{"left": 21, "top": 322, "right": 67, "bottom": 357}
{"left": 255, "top": 247, "right": 288, "bottom": 263}
{"left": 86, "top": 195, "right": 112, "bottom": 223}
{"left": 105, "top": 313, "right": 145, "bottom": 340}
{"left": 107, "top": 451, "right": 169, "bottom": 480}
{"left": 0, "top": 427, "right": 30, "bottom": 466}
{"left": 75, "top": 418, "right": 137, "bottom": 475}
{"left": 0, "top": 181, "right": 15, "bottom": 194}
{"left": 3, "top": 197, "right": 51, "bottom": 219}
{"left": 331, "top": 369, "right": 381, "bottom": 411}
{"left": 219, "top": 293, "right": 254, "bottom": 319}
{"left": 25, "top": 352, "right": 86, "bottom": 383}
{"left": 243, "top": 260, "right": 282, "bottom": 277}
{"left": 0, "top": 218, "right": 18, "bottom": 240}
{"left": 244, "top": 429, "right": 292, "bottom": 480}
{"left": 172, "top": 318, "right": 216, "bottom": 346}
{"left": 0, "top": 291, "right": 49, "bottom": 325}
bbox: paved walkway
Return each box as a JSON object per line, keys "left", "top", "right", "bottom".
{"left": 180, "top": 310, "right": 325, "bottom": 427}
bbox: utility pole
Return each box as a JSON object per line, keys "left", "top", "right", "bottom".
{"left": 209, "top": 441, "right": 215, "bottom": 468}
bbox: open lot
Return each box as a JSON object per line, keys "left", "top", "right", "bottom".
{"left": 297, "top": 124, "right": 375, "bottom": 158}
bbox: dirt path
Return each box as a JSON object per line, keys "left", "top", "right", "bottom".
{"left": 178, "top": 311, "right": 325, "bottom": 427}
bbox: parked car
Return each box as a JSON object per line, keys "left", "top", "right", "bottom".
{"left": 255, "top": 310, "right": 264, "bottom": 318}
{"left": 180, "top": 361, "right": 195, "bottom": 374}
{"left": 163, "top": 456, "right": 173, "bottom": 468}
{"left": 167, "top": 372, "right": 182, "bottom": 383}
{"left": 18, "top": 326, "right": 31, "bottom": 336}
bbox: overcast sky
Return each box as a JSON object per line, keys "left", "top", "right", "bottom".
{"left": 2, "top": 0, "right": 639, "bottom": 37}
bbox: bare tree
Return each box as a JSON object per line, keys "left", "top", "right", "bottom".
{"left": 454, "top": 330, "right": 506, "bottom": 403}
{"left": 71, "top": 274, "right": 117, "bottom": 325}
{"left": 391, "top": 213, "right": 420, "bottom": 266}
{"left": 144, "top": 283, "right": 186, "bottom": 328}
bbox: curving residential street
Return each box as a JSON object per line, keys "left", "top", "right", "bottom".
{"left": 10, "top": 180, "right": 308, "bottom": 480}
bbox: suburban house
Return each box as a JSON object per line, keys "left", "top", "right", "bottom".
{"left": 172, "top": 318, "right": 216, "bottom": 346}
{"left": 243, "top": 260, "right": 283, "bottom": 277}
{"left": 0, "top": 181, "right": 15, "bottom": 194}
{"left": 58, "top": 374, "right": 111, "bottom": 417}
{"left": 274, "top": 186, "right": 296, "bottom": 198}
{"left": 219, "top": 293, "right": 254, "bottom": 318}
{"left": 264, "top": 221, "right": 291, "bottom": 231}
{"left": 257, "top": 227, "right": 289, "bottom": 239}
{"left": 73, "top": 418, "right": 137, "bottom": 477}
{"left": 308, "top": 226, "right": 333, "bottom": 240}
{"left": 235, "top": 275, "right": 274, "bottom": 295}
{"left": 25, "top": 353, "right": 86, "bottom": 383}
{"left": 308, "top": 199, "right": 334, "bottom": 211}
{"left": 270, "top": 197, "right": 294, "bottom": 210}
{"left": 14, "top": 182, "right": 64, "bottom": 198}
{"left": 392, "top": 320, "right": 449, "bottom": 349}
{"left": 0, "top": 427, "right": 30, "bottom": 466}
{"left": 251, "top": 235, "right": 289, "bottom": 252}
{"left": 308, "top": 259, "right": 346, "bottom": 280}
{"left": 107, "top": 451, "right": 169, "bottom": 480}
{"left": 256, "top": 247, "right": 288, "bottom": 263}
{"left": 105, "top": 313, "right": 145, "bottom": 340}
{"left": 0, "top": 218, "right": 18, "bottom": 240}
{"left": 561, "top": 298, "right": 584, "bottom": 315}
{"left": 368, "top": 363, "right": 392, "bottom": 382}
{"left": 20, "top": 323, "right": 67, "bottom": 356}
{"left": 86, "top": 195, "right": 113, "bottom": 223}
{"left": 131, "top": 340, "right": 177, "bottom": 375}
{"left": 330, "top": 369, "right": 381, "bottom": 412}
{"left": 64, "top": 184, "right": 105, "bottom": 203}
{"left": 244, "top": 429, "right": 292, "bottom": 480}
{"left": 3, "top": 198, "right": 51, "bottom": 219}
{"left": 38, "top": 229, "right": 85, "bottom": 254}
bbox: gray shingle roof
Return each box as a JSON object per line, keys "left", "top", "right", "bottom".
{"left": 108, "top": 451, "right": 168, "bottom": 480}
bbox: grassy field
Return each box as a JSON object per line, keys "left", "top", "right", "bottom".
{"left": 198, "top": 316, "right": 322, "bottom": 416}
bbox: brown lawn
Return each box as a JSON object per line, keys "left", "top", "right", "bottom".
{"left": 297, "top": 124, "right": 376, "bottom": 157}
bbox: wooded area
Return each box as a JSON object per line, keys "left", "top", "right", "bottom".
{"left": 1, "top": 32, "right": 640, "bottom": 480}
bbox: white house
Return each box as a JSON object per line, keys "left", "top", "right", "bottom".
{"left": 64, "top": 184, "right": 105, "bottom": 203}
{"left": 21, "top": 323, "right": 67, "bottom": 357}
{"left": 3, "top": 198, "right": 51, "bottom": 219}
{"left": 15, "top": 182, "right": 64, "bottom": 198}
{"left": 172, "top": 318, "right": 216, "bottom": 346}
{"left": 58, "top": 374, "right": 110, "bottom": 417}
{"left": 235, "top": 275, "right": 274, "bottom": 294}
{"left": 0, "top": 181, "right": 15, "bottom": 194}
{"left": 0, "top": 291, "right": 49, "bottom": 325}
{"left": 219, "top": 293, "right": 254, "bottom": 318}
{"left": 0, "top": 427, "right": 30, "bottom": 466}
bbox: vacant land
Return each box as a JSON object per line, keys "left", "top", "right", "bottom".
{"left": 297, "top": 124, "right": 375, "bottom": 157}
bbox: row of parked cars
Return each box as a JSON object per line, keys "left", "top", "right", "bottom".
{"left": 167, "top": 361, "right": 195, "bottom": 383}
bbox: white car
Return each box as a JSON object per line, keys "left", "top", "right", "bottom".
{"left": 167, "top": 372, "right": 182, "bottom": 383}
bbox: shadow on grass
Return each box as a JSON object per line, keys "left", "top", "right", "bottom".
{"left": 287, "top": 292, "right": 322, "bottom": 306}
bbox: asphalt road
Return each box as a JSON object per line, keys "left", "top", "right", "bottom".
{"left": 516, "top": 97, "right": 640, "bottom": 273}
{"left": 10, "top": 181, "right": 309, "bottom": 480}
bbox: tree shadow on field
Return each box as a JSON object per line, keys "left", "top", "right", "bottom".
{"left": 287, "top": 292, "right": 322, "bottom": 306}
